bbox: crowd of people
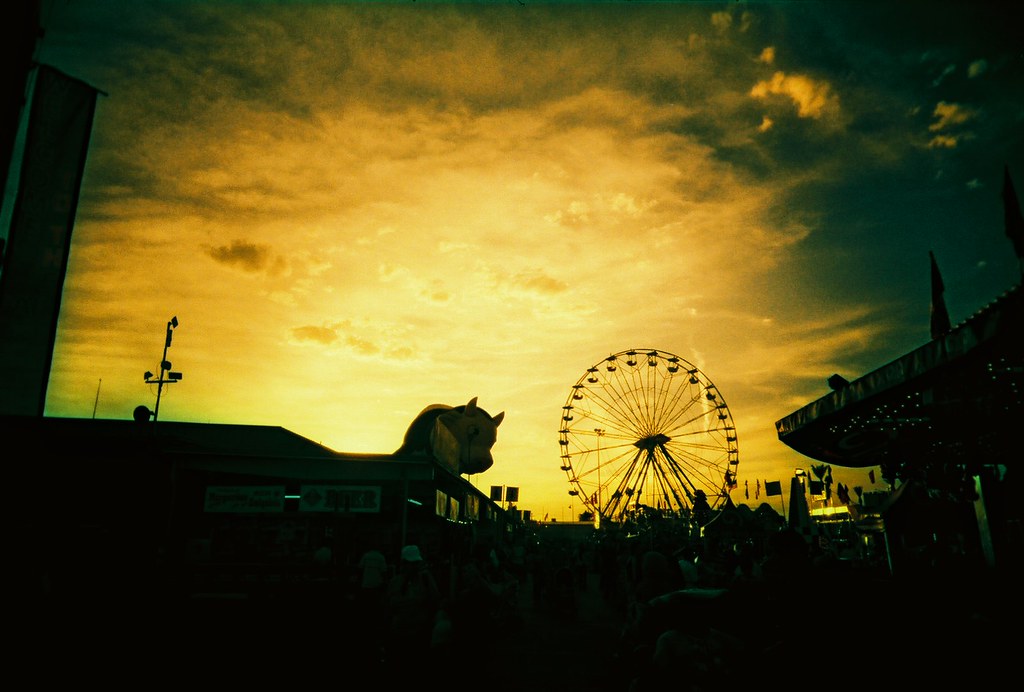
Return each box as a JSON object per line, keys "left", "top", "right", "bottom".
{"left": 312, "top": 522, "right": 1015, "bottom": 690}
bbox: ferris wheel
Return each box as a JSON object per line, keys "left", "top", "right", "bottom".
{"left": 558, "top": 348, "right": 739, "bottom": 524}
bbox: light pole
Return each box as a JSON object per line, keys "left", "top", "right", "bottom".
{"left": 144, "top": 316, "right": 182, "bottom": 422}
{"left": 594, "top": 428, "right": 604, "bottom": 525}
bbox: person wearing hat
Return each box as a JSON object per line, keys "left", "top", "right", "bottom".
{"left": 383, "top": 545, "right": 441, "bottom": 676}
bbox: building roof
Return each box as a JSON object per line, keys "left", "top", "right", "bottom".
{"left": 775, "top": 283, "right": 1023, "bottom": 468}
{"left": 2, "top": 414, "right": 435, "bottom": 482}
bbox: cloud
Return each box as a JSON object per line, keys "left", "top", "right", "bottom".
{"left": 205, "top": 239, "right": 287, "bottom": 276}
{"left": 504, "top": 269, "right": 569, "bottom": 296}
{"left": 758, "top": 47, "right": 775, "bottom": 65}
{"left": 710, "top": 11, "right": 732, "bottom": 33}
{"left": 932, "top": 64, "right": 955, "bottom": 87}
{"left": 928, "top": 134, "right": 959, "bottom": 149}
{"left": 291, "top": 325, "right": 337, "bottom": 345}
{"left": 343, "top": 333, "right": 381, "bottom": 356}
{"left": 378, "top": 263, "right": 408, "bottom": 282}
{"left": 926, "top": 101, "right": 977, "bottom": 148}
{"left": 750, "top": 71, "right": 838, "bottom": 119}
{"left": 420, "top": 280, "right": 451, "bottom": 303}
{"left": 290, "top": 320, "right": 395, "bottom": 357}
{"left": 967, "top": 59, "right": 988, "bottom": 78}
{"left": 928, "top": 101, "right": 974, "bottom": 132}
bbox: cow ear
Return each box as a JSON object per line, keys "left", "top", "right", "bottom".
{"left": 465, "top": 397, "right": 479, "bottom": 415}
{"left": 492, "top": 411, "right": 504, "bottom": 426}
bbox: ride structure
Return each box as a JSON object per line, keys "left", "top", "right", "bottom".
{"left": 559, "top": 348, "right": 739, "bottom": 525}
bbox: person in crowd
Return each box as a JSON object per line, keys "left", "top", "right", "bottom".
{"left": 357, "top": 544, "right": 389, "bottom": 601}
{"left": 383, "top": 545, "right": 441, "bottom": 679}
{"left": 674, "top": 545, "right": 700, "bottom": 589}
{"left": 354, "top": 543, "right": 389, "bottom": 659}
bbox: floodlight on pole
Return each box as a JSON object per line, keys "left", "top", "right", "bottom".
{"left": 143, "top": 316, "right": 182, "bottom": 422}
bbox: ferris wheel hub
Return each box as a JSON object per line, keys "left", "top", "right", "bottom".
{"left": 634, "top": 433, "right": 671, "bottom": 451}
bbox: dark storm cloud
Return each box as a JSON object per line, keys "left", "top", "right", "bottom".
{"left": 204, "top": 239, "right": 286, "bottom": 275}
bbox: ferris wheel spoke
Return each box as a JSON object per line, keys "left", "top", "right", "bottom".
{"left": 590, "top": 384, "right": 646, "bottom": 436}
{"left": 610, "top": 449, "right": 647, "bottom": 506}
{"left": 649, "top": 457, "right": 685, "bottom": 509}
{"left": 661, "top": 398, "right": 719, "bottom": 439}
{"left": 663, "top": 444, "right": 729, "bottom": 488}
{"left": 658, "top": 446, "right": 703, "bottom": 501}
{"left": 571, "top": 390, "right": 637, "bottom": 438}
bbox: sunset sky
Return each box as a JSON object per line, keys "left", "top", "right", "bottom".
{"left": 19, "top": 0, "right": 1023, "bottom": 523}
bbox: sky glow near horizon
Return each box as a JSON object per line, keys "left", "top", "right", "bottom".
{"left": 21, "top": 0, "right": 1023, "bottom": 522}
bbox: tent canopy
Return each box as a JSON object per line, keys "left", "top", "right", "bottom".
{"left": 775, "top": 284, "right": 1022, "bottom": 468}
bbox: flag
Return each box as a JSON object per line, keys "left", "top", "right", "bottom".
{"left": 756, "top": 479, "right": 761, "bottom": 499}
{"left": 837, "top": 483, "right": 851, "bottom": 505}
{"left": 929, "top": 250, "right": 951, "bottom": 340}
{"left": 725, "top": 471, "right": 737, "bottom": 490}
{"left": 788, "top": 476, "right": 815, "bottom": 536}
{"left": 809, "top": 480, "right": 824, "bottom": 496}
{"left": 764, "top": 480, "right": 783, "bottom": 497}
{"left": 489, "top": 485, "right": 503, "bottom": 502}
{"left": 505, "top": 486, "right": 519, "bottom": 503}
{"left": 0, "top": 64, "right": 99, "bottom": 416}
{"left": 745, "top": 480, "right": 749, "bottom": 499}
{"left": 869, "top": 469, "right": 876, "bottom": 484}
{"left": 1003, "top": 165, "right": 1024, "bottom": 271}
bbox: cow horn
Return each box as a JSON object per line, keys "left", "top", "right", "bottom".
{"left": 465, "top": 397, "right": 478, "bottom": 416}
{"left": 492, "top": 411, "right": 504, "bottom": 426}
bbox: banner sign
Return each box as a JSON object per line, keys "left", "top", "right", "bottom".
{"left": 0, "top": 65, "right": 99, "bottom": 415}
{"left": 205, "top": 486, "right": 285, "bottom": 513}
{"left": 300, "top": 485, "right": 381, "bottom": 513}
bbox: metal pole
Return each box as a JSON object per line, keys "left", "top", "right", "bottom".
{"left": 401, "top": 475, "right": 409, "bottom": 550}
{"left": 152, "top": 319, "right": 172, "bottom": 422}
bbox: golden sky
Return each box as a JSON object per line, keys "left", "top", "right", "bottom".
{"left": 18, "top": 0, "right": 1023, "bottom": 522}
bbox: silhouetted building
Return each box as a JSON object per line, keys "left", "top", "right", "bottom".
{"left": 5, "top": 414, "right": 516, "bottom": 605}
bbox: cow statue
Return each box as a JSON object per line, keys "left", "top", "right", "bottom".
{"left": 394, "top": 397, "right": 504, "bottom": 475}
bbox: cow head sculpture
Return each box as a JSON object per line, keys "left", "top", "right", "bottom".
{"left": 396, "top": 397, "right": 504, "bottom": 475}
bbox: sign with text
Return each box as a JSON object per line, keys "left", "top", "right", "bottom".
{"left": 300, "top": 485, "right": 381, "bottom": 513}
{"left": 205, "top": 486, "right": 285, "bottom": 513}
{"left": 431, "top": 421, "right": 461, "bottom": 475}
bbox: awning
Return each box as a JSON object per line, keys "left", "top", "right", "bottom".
{"left": 775, "top": 284, "right": 1023, "bottom": 467}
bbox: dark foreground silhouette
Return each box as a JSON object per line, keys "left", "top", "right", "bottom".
{"left": 15, "top": 533, "right": 1019, "bottom": 691}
